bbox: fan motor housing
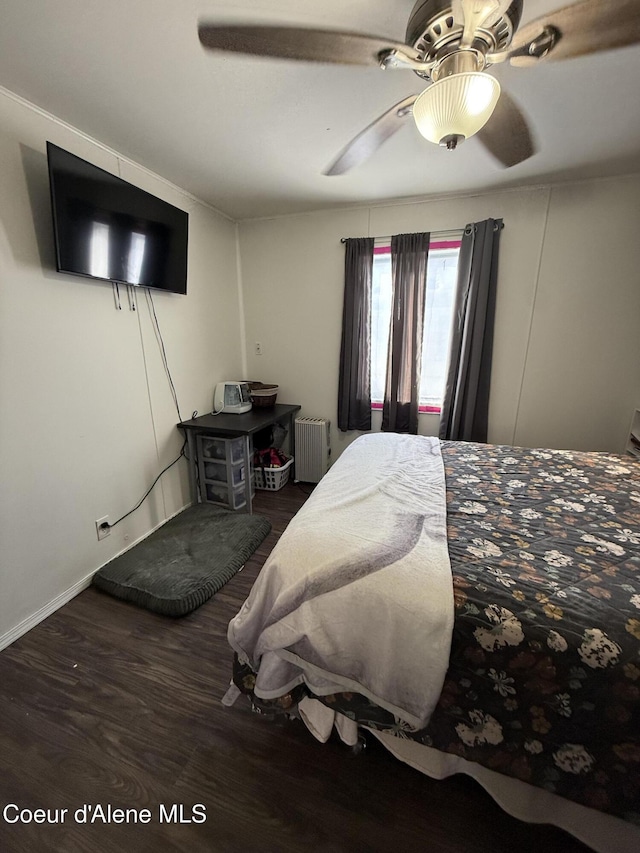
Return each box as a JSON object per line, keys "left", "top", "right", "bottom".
{"left": 406, "top": 0, "right": 523, "bottom": 70}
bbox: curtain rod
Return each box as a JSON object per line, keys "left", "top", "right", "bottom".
{"left": 340, "top": 228, "right": 464, "bottom": 244}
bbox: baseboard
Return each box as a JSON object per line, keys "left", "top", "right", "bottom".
{"left": 0, "top": 572, "right": 95, "bottom": 652}
{"left": 0, "top": 502, "right": 192, "bottom": 652}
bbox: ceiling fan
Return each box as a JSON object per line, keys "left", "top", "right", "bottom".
{"left": 198, "top": 0, "right": 640, "bottom": 175}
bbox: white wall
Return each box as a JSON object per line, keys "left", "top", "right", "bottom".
{"left": 0, "top": 90, "right": 243, "bottom": 647}
{"left": 513, "top": 178, "right": 640, "bottom": 451}
{"left": 238, "top": 177, "right": 640, "bottom": 460}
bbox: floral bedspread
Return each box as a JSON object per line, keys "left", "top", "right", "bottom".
{"left": 232, "top": 441, "right": 640, "bottom": 822}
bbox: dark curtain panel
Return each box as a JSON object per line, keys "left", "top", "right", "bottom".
{"left": 337, "top": 237, "right": 375, "bottom": 432}
{"left": 382, "top": 232, "right": 431, "bottom": 434}
{"left": 439, "top": 218, "right": 503, "bottom": 442}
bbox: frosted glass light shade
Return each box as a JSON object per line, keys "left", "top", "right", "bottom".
{"left": 413, "top": 73, "right": 501, "bottom": 146}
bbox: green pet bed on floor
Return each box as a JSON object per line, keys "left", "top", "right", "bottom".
{"left": 92, "top": 503, "right": 271, "bottom": 616}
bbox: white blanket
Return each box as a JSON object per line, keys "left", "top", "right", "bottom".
{"left": 227, "top": 433, "right": 454, "bottom": 730}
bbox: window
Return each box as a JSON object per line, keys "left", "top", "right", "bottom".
{"left": 370, "top": 239, "right": 461, "bottom": 413}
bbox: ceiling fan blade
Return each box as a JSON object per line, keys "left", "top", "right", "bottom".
{"left": 507, "top": 0, "right": 640, "bottom": 64}
{"left": 476, "top": 91, "right": 536, "bottom": 167}
{"left": 323, "top": 95, "right": 419, "bottom": 176}
{"left": 198, "top": 24, "right": 421, "bottom": 67}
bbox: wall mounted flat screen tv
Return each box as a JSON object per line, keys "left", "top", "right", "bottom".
{"left": 47, "top": 142, "right": 188, "bottom": 295}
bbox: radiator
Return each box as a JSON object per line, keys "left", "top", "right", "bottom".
{"left": 294, "top": 418, "right": 331, "bottom": 483}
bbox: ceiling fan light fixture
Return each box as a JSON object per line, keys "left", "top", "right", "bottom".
{"left": 413, "top": 72, "right": 501, "bottom": 147}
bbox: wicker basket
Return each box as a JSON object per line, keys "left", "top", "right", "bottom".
{"left": 254, "top": 456, "right": 293, "bottom": 491}
{"left": 250, "top": 383, "right": 279, "bottom": 408}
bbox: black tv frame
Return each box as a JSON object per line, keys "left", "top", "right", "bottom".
{"left": 47, "top": 142, "right": 189, "bottom": 295}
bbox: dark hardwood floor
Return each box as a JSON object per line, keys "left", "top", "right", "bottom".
{"left": 0, "top": 483, "right": 590, "bottom": 853}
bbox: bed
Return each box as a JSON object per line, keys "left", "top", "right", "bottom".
{"left": 223, "top": 433, "right": 640, "bottom": 853}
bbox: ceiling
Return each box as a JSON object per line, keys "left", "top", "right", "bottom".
{"left": 1, "top": 0, "right": 640, "bottom": 220}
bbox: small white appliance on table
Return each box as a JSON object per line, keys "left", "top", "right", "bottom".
{"left": 214, "top": 381, "right": 253, "bottom": 414}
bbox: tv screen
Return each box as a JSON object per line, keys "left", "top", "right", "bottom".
{"left": 47, "top": 142, "right": 188, "bottom": 294}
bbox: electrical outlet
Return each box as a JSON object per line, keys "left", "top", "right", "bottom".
{"left": 255, "top": 341, "right": 262, "bottom": 355}
{"left": 95, "top": 516, "right": 111, "bottom": 541}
